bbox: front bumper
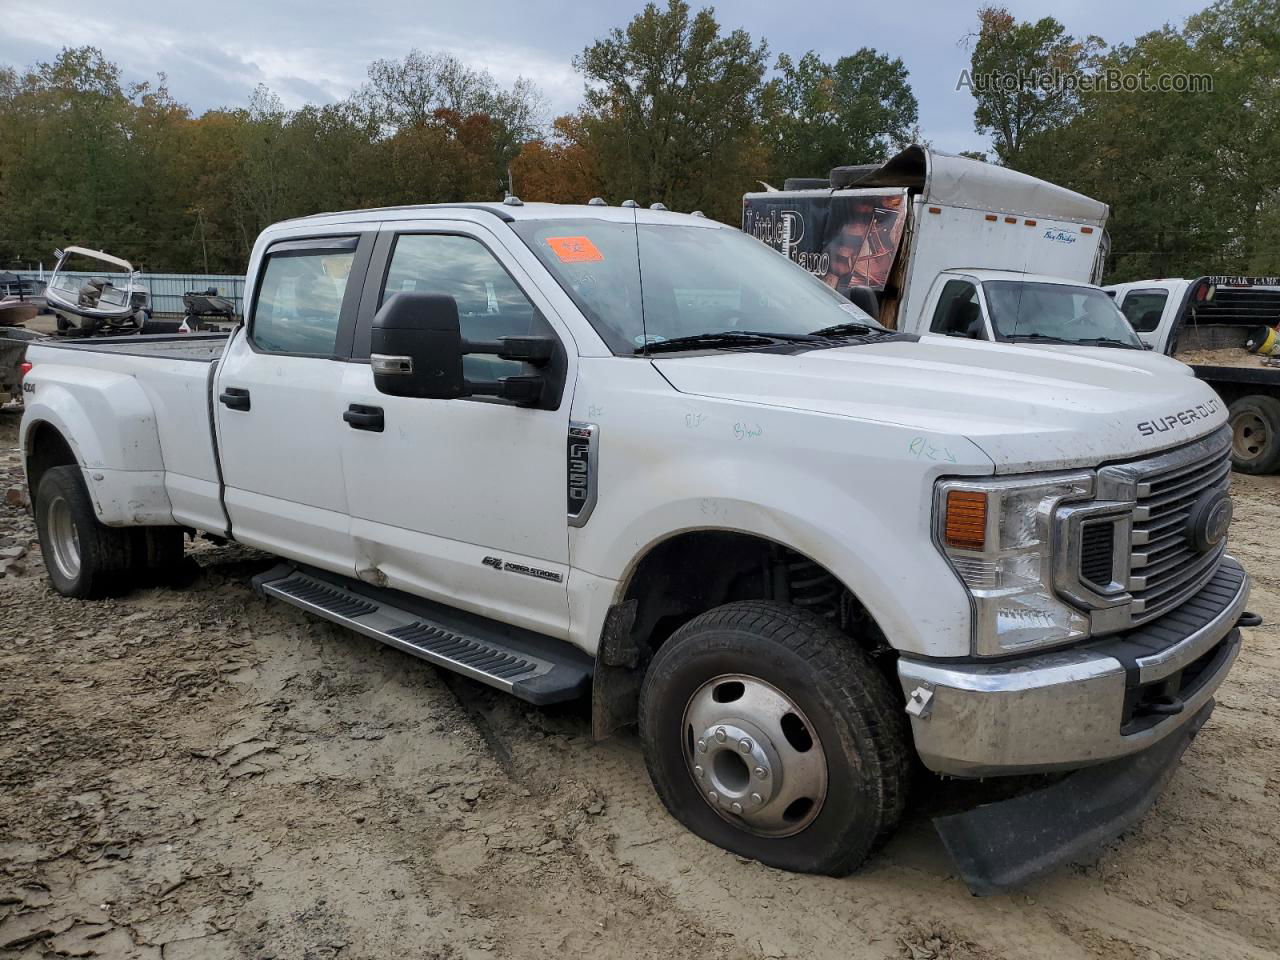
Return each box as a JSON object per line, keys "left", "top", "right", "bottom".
{"left": 898, "top": 558, "right": 1250, "bottom": 777}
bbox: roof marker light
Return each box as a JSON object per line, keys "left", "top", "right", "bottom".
{"left": 588, "top": 197, "right": 607, "bottom": 206}
{"left": 621, "top": 199, "right": 638, "bottom": 208}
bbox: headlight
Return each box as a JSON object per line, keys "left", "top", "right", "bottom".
{"left": 935, "top": 473, "right": 1094, "bottom": 656}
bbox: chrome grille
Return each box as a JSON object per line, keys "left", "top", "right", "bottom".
{"left": 1097, "top": 426, "right": 1232, "bottom": 626}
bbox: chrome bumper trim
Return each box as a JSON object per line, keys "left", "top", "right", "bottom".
{"left": 899, "top": 564, "right": 1249, "bottom": 777}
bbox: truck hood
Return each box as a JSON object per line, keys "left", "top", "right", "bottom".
{"left": 652, "top": 337, "right": 1227, "bottom": 472}
{"left": 1014, "top": 341, "right": 1194, "bottom": 376}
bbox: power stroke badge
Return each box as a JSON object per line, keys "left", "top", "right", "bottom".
{"left": 482, "top": 556, "right": 564, "bottom": 583}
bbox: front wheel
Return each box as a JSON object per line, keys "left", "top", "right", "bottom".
{"left": 639, "top": 601, "right": 910, "bottom": 875}
{"left": 1229, "top": 395, "right": 1280, "bottom": 474}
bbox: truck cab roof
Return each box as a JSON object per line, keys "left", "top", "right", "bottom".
{"left": 940, "top": 268, "right": 1098, "bottom": 287}
{"left": 275, "top": 201, "right": 725, "bottom": 230}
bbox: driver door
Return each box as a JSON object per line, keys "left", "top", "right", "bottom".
{"left": 338, "top": 221, "right": 577, "bottom": 639}
{"left": 927, "top": 277, "right": 990, "bottom": 340}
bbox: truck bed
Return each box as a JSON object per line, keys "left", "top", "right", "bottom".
{"left": 1175, "top": 344, "right": 1280, "bottom": 387}
{"left": 35, "top": 332, "right": 228, "bottom": 362}
{"left": 24, "top": 332, "right": 230, "bottom": 533}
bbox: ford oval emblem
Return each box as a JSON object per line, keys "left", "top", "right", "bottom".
{"left": 1186, "top": 490, "right": 1233, "bottom": 553}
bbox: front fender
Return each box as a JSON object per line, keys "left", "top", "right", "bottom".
{"left": 568, "top": 359, "right": 995, "bottom": 659}
{"left": 20, "top": 360, "right": 173, "bottom": 525}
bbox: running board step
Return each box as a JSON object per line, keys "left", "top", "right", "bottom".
{"left": 251, "top": 564, "right": 592, "bottom": 705}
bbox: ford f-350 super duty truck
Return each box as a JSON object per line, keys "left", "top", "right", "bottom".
{"left": 18, "top": 201, "right": 1256, "bottom": 894}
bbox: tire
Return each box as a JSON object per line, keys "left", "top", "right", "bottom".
{"left": 639, "top": 600, "right": 910, "bottom": 876}
{"left": 1229, "top": 395, "right": 1280, "bottom": 474}
{"left": 34, "top": 465, "right": 135, "bottom": 598}
{"left": 131, "top": 526, "right": 189, "bottom": 585}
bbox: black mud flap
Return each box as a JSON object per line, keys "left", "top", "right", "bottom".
{"left": 934, "top": 700, "right": 1214, "bottom": 896}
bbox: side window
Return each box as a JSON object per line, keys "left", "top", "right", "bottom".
{"left": 379, "top": 234, "right": 553, "bottom": 380}
{"left": 1119, "top": 289, "right": 1169, "bottom": 333}
{"left": 929, "top": 279, "right": 985, "bottom": 339}
{"left": 252, "top": 243, "right": 356, "bottom": 355}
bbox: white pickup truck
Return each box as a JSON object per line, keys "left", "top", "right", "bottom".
{"left": 18, "top": 201, "right": 1255, "bottom": 893}
{"left": 1107, "top": 276, "right": 1280, "bottom": 473}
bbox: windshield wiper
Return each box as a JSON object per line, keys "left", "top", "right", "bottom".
{"left": 1072, "top": 337, "right": 1141, "bottom": 349}
{"left": 808, "top": 321, "right": 891, "bottom": 339}
{"left": 639, "top": 330, "right": 821, "bottom": 354}
{"left": 1003, "top": 333, "right": 1074, "bottom": 345}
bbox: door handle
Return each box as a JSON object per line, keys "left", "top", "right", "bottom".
{"left": 343, "top": 404, "right": 384, "bottom": 432}
{"left": 219, "top": 387, "right": 251, "bottom": 411}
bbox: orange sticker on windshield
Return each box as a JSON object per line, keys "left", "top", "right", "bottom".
{"left": 546, "top": 236, "right": 604, "bottom": 263}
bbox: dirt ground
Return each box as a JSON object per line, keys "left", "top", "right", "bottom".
{"left": 1, "top": 404, "right": 1278, "bottom": 960}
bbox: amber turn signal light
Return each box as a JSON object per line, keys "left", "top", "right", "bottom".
{"left": 944, "top": 491, "right": 987, "bottom": 550}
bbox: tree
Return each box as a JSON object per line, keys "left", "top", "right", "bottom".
{"left": 1010, "top": 0, "right": 1280, "bottom": 280}
{"left": 510, "top": 114, "right": 603, "bottom": 204}
{"left": 573, "top": 0, "right": 769, "bottom": 220}
{"left": 359, "top": 49, "right": 544, "bottom": 177}
{"left": 765, "top": 49, "right": 918, "bottom": 180}
{"left": 964, "top": 7, "right": 1102, "bottom": 164}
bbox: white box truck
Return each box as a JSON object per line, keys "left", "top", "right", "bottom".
{"left": 743, "top": 146, "right": 1185, "bottom": 375}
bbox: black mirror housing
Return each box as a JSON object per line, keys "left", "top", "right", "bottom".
{"left": 371, "top": 293, "right": 466, "bottom": 399}
{"left": 846, "top": 284, "right": 880, "bottom": 320}
{"left": 369, "top": 293, "right": 560, "bottom": 407}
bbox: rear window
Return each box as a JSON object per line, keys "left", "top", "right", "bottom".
{"left": 252, "top": 247, "right": 355, "bottom": 356}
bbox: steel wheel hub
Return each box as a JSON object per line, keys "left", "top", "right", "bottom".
{"left": 692, "top": 718, "right": 779, "bottom": 816}
{"left": 46, "top": 495, "right": 81, "bottom": 581}
{"left": 682, "top": 674, "right": 827, "bottom": 837}
{"left": 1233, "top": 412, "right": 1267, "bottom": 461}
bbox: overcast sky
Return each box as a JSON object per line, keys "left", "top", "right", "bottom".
{"left": 1, "top": 0, "right": 1207, "bottom": 155}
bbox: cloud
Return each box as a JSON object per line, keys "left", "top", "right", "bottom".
{"left": 0, "top": 0, "right": 1213, "bottom": 156}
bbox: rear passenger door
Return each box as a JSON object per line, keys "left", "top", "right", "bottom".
{"left": 338, "top": 221, "right": 577, "bottom": 640}
{"left": 215, "top": 232, "right": 374, "bottom": 573}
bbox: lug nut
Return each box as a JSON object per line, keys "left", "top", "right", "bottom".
{"left": 697, "top": 739, "right": 707, "bottom": 753}
{"left": 693, "top": 765, "right": 704, "bottom": 779}
{"left": 739, "top": 738, "right": 752, "bottom": 753}
{"left": 750, "top": 792, "right": 763, "bottom": 804}
{"left": 754, "top": 766, "right": 767, "bottom": 779}
{"left": 715, "top": 727, "right": 727, "bottom": 742}
{"left": 731, "top": 801, "right": 743, "bottom": 814}
{"left": 708, "top": 790, "right": 718, "bottom": 802}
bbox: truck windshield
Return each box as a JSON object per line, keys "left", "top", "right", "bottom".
{"left": 985, "top": 280, "right": 1143, "bottom": 348}
{"left": 512, "top": 218, "right": 881, "bottom": 355}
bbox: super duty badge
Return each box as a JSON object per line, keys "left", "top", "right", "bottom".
{"left": 1137, "top": 399, "right": 1220, "bottom": 436}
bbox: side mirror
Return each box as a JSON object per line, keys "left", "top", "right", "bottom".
{"left": 846, "top": 284, "right": 880, "bottom": 320}
{"left": 370, "top": 292, "right": 556, "bottom": 405}
{"left": 371, "top": 293, "right": 467, "bottom": 399}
